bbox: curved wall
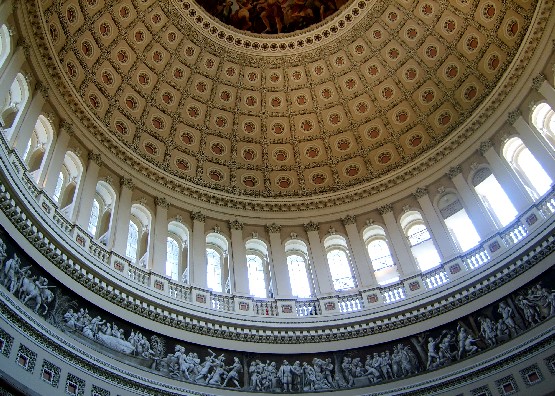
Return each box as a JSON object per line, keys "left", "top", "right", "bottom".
{"left": 1, "top": 0, "right": 555, "bottom": 394}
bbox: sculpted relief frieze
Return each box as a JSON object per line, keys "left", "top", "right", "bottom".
{"left": 1, "top": 224, "right": 555, "bottom": 393}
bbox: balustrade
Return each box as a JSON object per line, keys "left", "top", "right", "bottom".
{"left": 423, "top": 270, "right": 449, "bottom": 289}
{"left": 338, "top": 294, "right": 363, "bottom": 313}
{"left": 295, "top": 299, "right": 321, "bottom": 316}
{"left": 254, "top": 300, "right": 278, "bottom": 316}
{"left": 128, "top": 266, "right": 150, "bottom": 286}
{"left": 1, "top": 129, "right": 555, "bottom": 320}
{"left": 168, "top": 281, "right": 191, "bottom": 301}
{"left": 211, "top": 294, "right": 234, "bottom": 312}
{"left": 463, "top": 246, "right": 490, "bottom": 270}
{"left": 501, "top": 222, "right": 528, "bottom": 247}
{"left": 382, "top": 286, "right": 406, "bottom": 304}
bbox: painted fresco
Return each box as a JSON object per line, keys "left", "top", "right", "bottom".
{"left": 197, "top": 0, "right": 349, "bottom": 34}
{"left": 0, "top": 224, "right": 554, "bottom": 392}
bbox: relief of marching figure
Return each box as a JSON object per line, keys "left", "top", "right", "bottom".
{"left": 1, "top": 229, "right": 555, "bottom": 393}
{"left": 0, "top": 238, "right": 57, "bottom": 315}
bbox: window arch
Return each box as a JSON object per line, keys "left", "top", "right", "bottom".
{"left": 284, "top": 239, "right": 313, "bottom": 298}
{"left": 502, "top": 137, "right": 552, "bottom": 200}
{"left": 206, "top": 233, "right": 228, "bottom": 293}
{"left": 400, "top": 210, "right": 441, "bottom": 272}
{"left": 90, "top": 181, "right": 116, "bottom": 244}
{"left": 126, "top": 221, "right": 139, "bottom": 261}
{"left": 436, "top": 191, "right": 480, "bottom": 252}
{"left": 0, "top": 73, "right": 30, "bottom": 134}
{"left": 363, "top": 225, "right": 398, "bottom": 285}
{"left": 471, "top": 167, "right": 518, "bottom": 228}
{"left": 53, "top": 172, "right": 64, "bottom": 203}
{"left": 530, "top": 102, "right": 555, "bottom": 149}
{"left": 54, "top": 151, "right": 83, "bottom": 215}
{"left": 166, "top": 237, "right": 179, "bottom": 281}
{"left": 168, "top": 221, "right": 189, "bottom": 282}
{"left": 88, "top": 198, "right": 100, "bottom": 236}
{"left": 126, "top": 204, "right": 152, "bottom": 267}
{"left": 23, "top": 115, "right": 54, "bottom": 182}
{"left": 246, "top": 238, "right": 270, "bottom": 298}
{"left": 0, "top": 24, "right": 12, "bottom": 71}
{"left": 323, "top": 235, "right": 356, "bottom": 291}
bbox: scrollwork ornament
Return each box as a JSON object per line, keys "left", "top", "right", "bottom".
{"left": 341, "top": 215, "right": 356, "bottom": 225}
{"left": 229, "top": 219, "right": 244, "bottom": 230}
{"left": 59, "top": 121, "right": 74, "bottom": 136}
{"left": 479, "top": 140, "right": 493, "bottom": 155}
{"left": 88, "top": 152, "right": 103, "bottom": 167}
{"left": 447, "top": 165, "right": 462, "bottom": 179}
{"left": 266, "top": 223, "right": 281, "bottom": 233}
{"left": 413, "top": 187, "right": 428, "bottom": 199}
{"left": 120, "top": 177, "right": 135, "bottom": 190}
{"left": 304, "top": 221, "right": 319, "bottom": 232}
{"left": 378, "top": 204, "right": 393, "bottom": 215}
{"left": 35, "top": 81, "right": 49, "bottom": 98}
{"left": 531, "top": 73, "right": 546, "bottom": 90}
{"left": 154, "top": 197, "right": 169, "bottom": 209}
{"left": 191, "top": 211, "right": 206, "bottom": 222}
{"left": 507, "top": 110, "right": 521, "bottom": 125}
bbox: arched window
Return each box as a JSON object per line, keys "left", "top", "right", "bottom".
{"left": 206, "top": 233, "right": 228, "bottom": 293}
{"left": 126, "top": 204, "right": 152, "bottom": 267}
{"left": 0, "top": 73, "right": 29, "bottom": 134}
{"left": 503, "top": 137, "right": 552, "bottom": 200}
{"left": 246, "top": 239, "right": 270, "bottom": 298}
{"left": 91, "top": 181, "right": 116, "bottom": 245}
{"left": 126, "top": 221, "right": 139, "bottom": 261}
{"left": 53, "top": 172, "right": 64, "bottom": 203}
{"left": 324, "top": 235, "right": 355, "bottom": 291}
{"left": 23, "top": 115, "right": 54, "bottom": 182}
{"left": 437, "top": 192, "right": 480, "bottom": 252}
{"left": 284, "top": 239, "right": 312, "bottom": 298}
{"left": 168, "top": 221, "right": 189, "bottom": 282}
{"left": 166, "top": 237, "right": 179, "bottom": 280}
{"left": 531, "top": 103, "right": 555, "bottom": 149}
{"left": 400, "top": 210, "right": 441, "bottom": 272}
{"left": 472, "top": 167, "right": 518, "bottom": 228}
{"left": 88, "top": 199, "right": 100, "bottom": 236}
{"left": 363, "top": 225, "right": 398, "bottom": 285}
{"left": 206, "top": 248, "right": 223, "bottom": 292}
{"left": 0, "top": 25, "right": 12, "bottom": 71}
{"left": 54, "top": 151, "right": 83, "bottom": 215}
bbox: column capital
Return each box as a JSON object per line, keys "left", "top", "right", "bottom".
{"left": 229, "top": 219, "right": 244, "bottom": 230}
{"left": 17, "top": 38, "right": 30, "bottom": 58}
{"left": 120, "top": 177, "right": 134, "bottom": 190}
{"left": 87, "top": 152, "right": 103, "bottom": 167}
{"left": 378, "top": 204, "right": 393, "bottom": 215}
{"left": 413, "top": 187, "right": 428, "bottom": 199}
{"left": 304, "top": 221, "right": 319, "bottom": 232}
{"left": 532, "top": 73, "right": 546, "bottom": 91}
{"left": 34, "top": 81, "right": 49, "bottom": 98}
{"left": 59, "top": 120, "right": 74, "bottom": 136}
{"left": 341, "top": 215, "right": 356, "bottom": 226}
{"left": 266, "top": 223, "right": 281, "bottom": 233}
{"left": 154, "top": 197, "right": 169, "bottom": 209}
{"left": 479, "top": 140, "right": 493, "bottom": 155}
{"left": 447, "top": 165, "right": 462, "bottom": 179}
{"left": 191, "top": 211, "right": 205, "bottom": 222}
{"left": 507, "top": 109, "right": 521, "bottom": 125}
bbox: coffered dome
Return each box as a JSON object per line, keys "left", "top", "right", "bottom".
{"left": 42, "top": 0, "right": 537, "bottom": 211}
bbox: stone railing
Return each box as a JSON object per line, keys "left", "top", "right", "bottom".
{"left": 1, "top": 133, "right": 555, "bottom": 326}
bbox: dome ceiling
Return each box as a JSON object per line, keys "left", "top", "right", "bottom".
{"left": 41, "top": 0, "right": 535, "bottom": 203}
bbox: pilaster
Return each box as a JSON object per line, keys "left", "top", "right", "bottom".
{"left": 341, "top": 215, "right": 376, "bottom": 288}
{"left": 304, "top": 222, "right": 334, "bottom": 295}
{"left": 379, "top": 205, "right": 419, "bottom": 278}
